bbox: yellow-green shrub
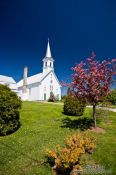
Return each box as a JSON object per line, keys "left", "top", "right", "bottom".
{"left": 46, "top": 132, "right": 96, "bottom": 175}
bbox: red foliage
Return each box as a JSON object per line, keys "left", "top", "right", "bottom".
{"left": 70, "top": 52, "right": 116, "bottom": 106}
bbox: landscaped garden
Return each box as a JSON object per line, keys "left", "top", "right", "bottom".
{"left": 0, "top": 54, "right": 116, "bottom": 175}
{"left": 0, "top": 101, "right": 116, "bottom": 175}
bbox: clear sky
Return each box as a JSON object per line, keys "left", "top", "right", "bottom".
{"left": 0, "top": 0, "right": 116, "bottom": 94}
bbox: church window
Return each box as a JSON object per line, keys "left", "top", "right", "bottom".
{"left": 45, "top": 62, "right": 47, "bottom": 67}
{"left": 44, "top": 93, "right": 46, "bottom": 100}
{"left": 50, "top": 62, "right": 52, "bottom": 67}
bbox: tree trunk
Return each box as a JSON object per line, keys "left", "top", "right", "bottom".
{"left": 93, "top": 105, "right": 96, "bottom": 128}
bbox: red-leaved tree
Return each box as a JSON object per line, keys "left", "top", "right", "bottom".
{"left": 67, "top": 52, "right": 116, "bottom": 128}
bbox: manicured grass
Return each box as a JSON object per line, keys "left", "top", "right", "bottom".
{"left": 0, "top": 102, "right": 116, "bottom": 175}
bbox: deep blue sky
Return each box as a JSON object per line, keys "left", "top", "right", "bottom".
{"left": 0, "top": 0, "right": 116, "bottom": 94}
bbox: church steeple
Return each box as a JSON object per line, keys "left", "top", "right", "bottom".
{"left": 46, "top": 38, "right": 52, "bottom": 58}
{"left": 43, "top": 39, "right": 54, "bottom": 73}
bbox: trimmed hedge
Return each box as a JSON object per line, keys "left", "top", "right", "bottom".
{"left": 0, "top": 84, "right": 22, "bottom": 136}
{"left": 63, "top": 96, "right": 85, "bottom": 116}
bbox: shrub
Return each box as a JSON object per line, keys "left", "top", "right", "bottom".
{"left": 64, "top": 96, "right": 85, "bottom": 116}
{"left": 0, "top": 84, "right": 22, "bottom": 136}
{"left": 46, "top": 132, "right": 96, "bottom": 175}
{"left": 106, "top": 89, "right": 116, "bottom": 105}
{"left": 61, "top": 95, "right": 67, "bottom": 102}
{"left": 48, "top": 92, "right": 56, "bottom": 102}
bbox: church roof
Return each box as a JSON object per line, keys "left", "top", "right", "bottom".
{"left": 17, "top": 70, "right": 61, "bottom": 88}
{"left": 17, "top": 72, "right": 46, "bottom": 87}
{"left": 0, "top": 75, "right": 16, "bottom": 84}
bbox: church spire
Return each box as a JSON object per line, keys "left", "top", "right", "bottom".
{"left": 46, "top": 38, "right": 52, "bottom": 58}
{"left": 43, "top": 38, "right": 54, "bottom": 73}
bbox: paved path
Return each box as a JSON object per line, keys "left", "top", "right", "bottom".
{"left": 38, "top": 101, "right": 116, "bottom": 112}
{"left": 87, "top": 106, "right": 116, "bottom": 112}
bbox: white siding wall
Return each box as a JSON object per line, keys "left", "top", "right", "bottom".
{"left": 28, "top": 83, "right": 40, "bottom": 101}
{"left": 39, "top": 72, "right": 61, "bottom": 101}
{"left": 18, "top": 83, "right": 40, "bottom": 101}
{"left": 9, "top": 83, "right": 17, "bottom": 90}
{"left": 17, "top": 72, "right": 61, "bottom": 101}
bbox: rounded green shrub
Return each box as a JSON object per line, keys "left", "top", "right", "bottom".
{"left": 63, "top": 96, "right": 85, "bottom": 116}
{"left": 106, "top": 89, "right": 116, "bottom": 105}
{"left": 0, "top": 84, "right": 22, "bottom": 136}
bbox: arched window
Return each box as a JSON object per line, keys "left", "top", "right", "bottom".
{"left": 45, "top": 62, "right": 47, "bottom": 67}
{"left": 50, "top": 62, "right": 52, "bottom": 67}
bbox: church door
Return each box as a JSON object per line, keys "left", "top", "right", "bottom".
{"left": 44, "top": 93, "right": 46, "bottom": 100}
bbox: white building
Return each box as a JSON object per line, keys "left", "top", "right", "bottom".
{"left": 17, "top": 40, "right": 61, "bottom": 101}
{"left": 0, "top": 75, "right": 17, "bottom": 93}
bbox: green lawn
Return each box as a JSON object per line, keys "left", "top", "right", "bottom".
{"left": 0, "top": 102, "right": 116, "bottom": 175}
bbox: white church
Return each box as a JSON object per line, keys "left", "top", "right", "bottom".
{"left": 0, "top": 40, "right": 61, "bottom": 101}
{"left": 17, "top": 40, "right": 61, "bottom": 101}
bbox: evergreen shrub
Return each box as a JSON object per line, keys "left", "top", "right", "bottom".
{"left": 64, "top": 96, "right": 85, "bottom": 116}
{"left": 0, "top": 84, "right": 22, "bottom": 136}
